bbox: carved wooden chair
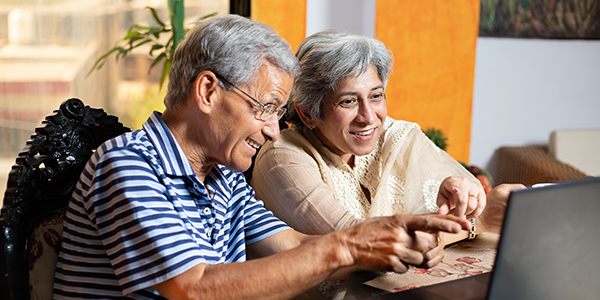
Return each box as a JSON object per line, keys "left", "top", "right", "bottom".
{"left": 0, "top": 98, "right": 130, "bottom": 300}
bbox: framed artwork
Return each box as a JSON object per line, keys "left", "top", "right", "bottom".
{"left": 479, "top": 0, "right": 600, "bottom": 39}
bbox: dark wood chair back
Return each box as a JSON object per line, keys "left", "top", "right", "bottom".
{"left": 0, "top": 98, "right": 130, "bottom": 300}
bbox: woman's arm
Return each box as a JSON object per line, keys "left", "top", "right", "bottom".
{"left": 436, "top": 181, "right": 527, "bottom": 246}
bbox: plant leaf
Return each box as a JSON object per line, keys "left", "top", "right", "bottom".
{"left": 162, "top": 35, "right": 174, "bottom": 59}
{"left": 149, "top": 26, "right": 169, "bottom": 39}
{"left": 87, "top": 5, "right": 218, "bottom": 86}
{"left": 132, "top": 24, "right": 153, "bottom": 32}
{"left": 146, "top": 6, "right": 166, "bottom": 27}
{"left": 86, "top": 46, "right": 126, "bottom": 77}
{"left": 149, "top": 52, "right": 166, "bottom": 74}
{"left": 132, "top": 39, "right": 153, "bottom": 49}
{"left": 149, "top": 43, "right": 165, "bottom": 56}
{"left": 200, "top": 12, "right": 218, "bottom": 20}
{"left": 159, "top": 59, "right": 172, "bottom": 90}
{"left": 123, "top": 26, "right": 144, "bottom": 40}
{"left": 114, "top": 47, "right": 130, "bottom": 62}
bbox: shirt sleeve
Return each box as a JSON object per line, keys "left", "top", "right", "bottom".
{"left": 251, "top": 142, "right": 359, "bottom": 235}
{"left": 222, "top": 169, "right": 291, "bottom": 245}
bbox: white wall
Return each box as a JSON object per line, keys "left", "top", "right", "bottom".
{"left": 306, "top": 0, "right": 375, "bottom": 37}
{"left": 471, "top": 38, "right": 600, "bottom": 177}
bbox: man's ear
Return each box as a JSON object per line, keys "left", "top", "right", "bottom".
{"left": 294, "top": 102, "right": 315, "bottom": 129}
{"left": 193, "top": 70, "right": 220, "bottom": 114}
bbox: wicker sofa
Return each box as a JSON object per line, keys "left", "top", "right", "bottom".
{"left": 495, "top": 146, "right": 591, "bottom": 186}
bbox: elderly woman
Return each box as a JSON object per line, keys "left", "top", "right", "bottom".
{"left": 251, "top": 29, "right": 522, "bottom": 299}
{"left": 252, "top": 29, "right": 521, "bottom": 245}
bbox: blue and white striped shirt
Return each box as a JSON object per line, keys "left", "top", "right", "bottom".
{"left": 54, "top": 111, "right": 290, "bottom": 299}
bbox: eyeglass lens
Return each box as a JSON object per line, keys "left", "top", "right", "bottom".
{"left": 213, "top": 72, "right": 286, "bottom": 121}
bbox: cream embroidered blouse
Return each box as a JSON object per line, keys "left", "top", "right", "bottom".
{"left": 251, "top": 117, "right": 479, "bottom": 235}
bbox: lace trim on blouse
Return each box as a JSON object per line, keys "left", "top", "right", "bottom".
{"left": 327, "top": 118, "right": 434, "bottom": 220}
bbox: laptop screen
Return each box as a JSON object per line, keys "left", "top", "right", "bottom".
{"left": 488, "top": 177, "right": 600, "bottom": 300}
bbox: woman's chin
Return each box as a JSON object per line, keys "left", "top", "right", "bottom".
{"left": 351, "top": 145, "right": 377, "bottom": 157}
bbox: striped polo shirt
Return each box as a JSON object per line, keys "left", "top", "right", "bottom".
{"left": 54, "top": 111, "right": 290, "bottom": 299}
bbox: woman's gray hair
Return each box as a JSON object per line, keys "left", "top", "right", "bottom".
{"left": 287, "top": 30, "right": 393, "bottom": 127}
{"left": 164, "top": 15, "right": 300, "bottom": 110}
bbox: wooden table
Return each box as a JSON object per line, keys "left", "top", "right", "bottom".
{"left": 334, "top": 233, "right": 500, "bottom": 300}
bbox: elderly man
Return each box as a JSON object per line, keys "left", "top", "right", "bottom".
{"left": 53, "top": 15, "right": 470, "bottom": 299}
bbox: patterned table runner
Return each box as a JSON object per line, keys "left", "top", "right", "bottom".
{"left": 364, "top": 232, "right": 499, "bottom": 293}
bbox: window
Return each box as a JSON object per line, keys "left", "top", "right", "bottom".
{"left": 0, "top": 0, "right": 229, "bottom": 201}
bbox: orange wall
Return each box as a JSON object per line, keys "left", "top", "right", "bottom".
{"left": 252, "top": 0, "right": 479, "bottom": 162}
{"left": 251, "top": 0, "right": 307, "bottom": 52}
{"left": 376, "top": 0, "right": 480, "bottom": 163}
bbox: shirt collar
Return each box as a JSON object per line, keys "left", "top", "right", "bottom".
{"left": 142, "top": 111, "right": 197, "bottom": 177}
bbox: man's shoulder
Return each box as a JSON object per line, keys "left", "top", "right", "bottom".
{"left": 89, "top": 129, "right": 159, "bottom": 171}
{"left": 97, "top": 129, "right": 153, "bottom": 155}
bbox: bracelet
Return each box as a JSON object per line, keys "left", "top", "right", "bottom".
{"left": 468, "top": 218, "right": 476, "bottom": 240}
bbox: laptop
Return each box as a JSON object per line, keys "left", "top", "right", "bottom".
{"left": 364, "top": 176, "right": 600, "bottom": 300}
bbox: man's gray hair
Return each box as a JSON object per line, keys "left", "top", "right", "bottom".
{"left": 287, "top": 30, "right": 393, "bottom": 127}
{"left": 164, "top": 15, "right": 300, "bottom": 110}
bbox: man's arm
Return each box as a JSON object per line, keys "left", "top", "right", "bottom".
{"left": 152, "top": 214, "right": 470, "bottom": 300}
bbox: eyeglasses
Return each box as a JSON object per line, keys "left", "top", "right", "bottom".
{"left": 212, "top": 72, "right": 287, "bottom": 121}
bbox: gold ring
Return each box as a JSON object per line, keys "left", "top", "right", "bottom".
{"left": 469, "top": 194, "right": 479, "bottom": 200}
{"left": 436, "top": 234, "right": 441, "bottom": 247}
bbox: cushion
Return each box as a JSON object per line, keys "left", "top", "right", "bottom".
{"left": 28, "top": 209, "right": 65, "bottom": 300}
{"left": 549, "top": 129, "right": 600, "bottom": 176}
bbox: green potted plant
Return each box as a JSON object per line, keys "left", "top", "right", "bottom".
{"left": 87, "top": 1, "right": 215, "bottom": 89}
{"left": 423, "top": 127, "right": 448, "bottom": 151}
